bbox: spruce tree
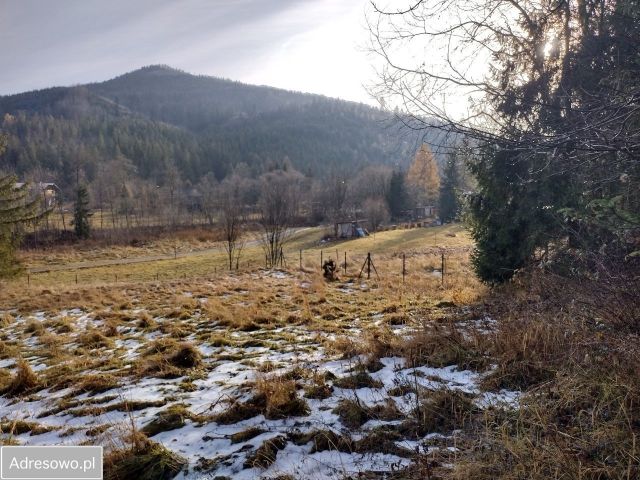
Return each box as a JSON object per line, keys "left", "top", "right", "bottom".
{"left": 467, "top": 145, "right": 570, "bottom": 284}
{"left": 386, "top": 170, "right": 410, "bottom": 219}
{"left": 0, "top": 138, "right": 45, "bottom": 276}
{"left": 73, "top": 185, "right": 91, "bottom": 239}
{"left": 439, "top": 153, "right": 460, "bottom": 223}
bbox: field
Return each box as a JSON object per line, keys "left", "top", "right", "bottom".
{"left": 0, "top": 224, "right": 518, "bottom": 479}
{"left": 4, "top": 224, "right": 636, "bottom": 479}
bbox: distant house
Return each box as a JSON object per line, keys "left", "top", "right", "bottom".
{"left": 411, "top": 205, "right": 437, "bottom": 220}
{"left": 335, "top": 220, "right": 368, "bottom": 239}
{"left": 182, "top": 186, "right": 203, "bottom": 212}
{"left": 14, "top": 182, "right": 60, "bottom": 208}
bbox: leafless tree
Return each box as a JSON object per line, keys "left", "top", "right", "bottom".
{"left": 198, "top": 173, "right": 218, "bottom": 226}
{"left": 163, "top": 160, "right": 182, "bottom": 227}
{"left": 257, "top": 170, "right": 301, "bottom": 268}
{"left": 350, "top": 165, "right": 392, "bottom": 206}
{"left": 219, "top": 176, "right": 246, "bottom": 270}
{"left": 363, "top": 197, "right": 390, "bottom": 232}
{"left": 367, "top": 0, "right": 640, "bottom": 157}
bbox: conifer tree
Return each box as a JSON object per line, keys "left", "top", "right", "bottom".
{"left": 73, "top": 185, "right": 91, "bottom": 239}
{"left": 0, "top": 136, "right": 46, "bottom": 277}
{"left": 386, "top": 170, "right": 410, "bottom": 219}
{"left": 407, "top": 144, "right": 440, "bottom": 205}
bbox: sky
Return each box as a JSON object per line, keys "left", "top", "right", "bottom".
{"left": 0, "top": 0, "right": 378, "bottom": 104}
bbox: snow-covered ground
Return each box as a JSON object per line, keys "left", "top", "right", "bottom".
{"left": 0, "top": 271, "right": 519, "bottom": 479}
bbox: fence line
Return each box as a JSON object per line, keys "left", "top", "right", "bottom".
{"left": 23, "top": 246, "right": 470, "bottom": 288}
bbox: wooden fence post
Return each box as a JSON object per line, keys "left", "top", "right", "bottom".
{"left": 402, "top": 253, "right": 406, "bottom": 283}
{"left": 344, "top": 251, "right": 347, "bottom": 275}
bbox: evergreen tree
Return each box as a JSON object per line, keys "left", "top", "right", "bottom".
{"left": 439, "top": 153, "right": 460, "bottom": 223}
{"left": 468, "top": 145, "right": 569, "bottom": 284}
{"left": 386, "top": 170, "right": 410, "bottom": 219}
{"left": 0, "top": 137, "right": 45, "bottom": 277}
{"left": 73, "top": 185, "right": 91, "bottom": 239}
{"left": 407, "top": 144, "right": 440, "bottom": 205}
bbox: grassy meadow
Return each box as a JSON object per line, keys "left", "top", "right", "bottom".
{"left": 1, "top": 223, "right": 636, "bottom": 479}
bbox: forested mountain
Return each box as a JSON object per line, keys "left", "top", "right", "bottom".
{"left": 0, "top": 65, "right": 442, "bottom": 192}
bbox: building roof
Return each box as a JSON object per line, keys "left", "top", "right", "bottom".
{"left": 14, "top": 182, "right": 60, "bottom": 191}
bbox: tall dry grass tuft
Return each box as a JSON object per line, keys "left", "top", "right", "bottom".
{"left": 3, "top": 359, "right": 40, "bottom": 396}
{"left": 255, "top": 375, "right": 310, "bottom": 419}
{"left": 103, "top": 431, "right": 186, "bottom": 480}
{"left": 403, "top": 321, "right": 488, "bottom": 371}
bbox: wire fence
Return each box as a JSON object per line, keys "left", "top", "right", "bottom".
{"left": 23, "top": 244, "right": 472, "bottom": 289}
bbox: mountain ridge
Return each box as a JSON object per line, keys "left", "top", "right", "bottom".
{"left": 0, "top": 65, "right": 439, "bottom": 192}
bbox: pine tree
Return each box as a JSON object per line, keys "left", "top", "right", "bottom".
{"left": 0, "top": 137, "right": 45, "bottom": 276}
{"left": 386, "top": 170, "right": 410, "bottom": 219}
{"left": 407, "top": 144, "right": 440, "bottom": 205}
{"left": 439, "top": 153, "right": 460, "bottom": 223}
{"left": 73, "top": 185, "right": 91, "bottom": 239}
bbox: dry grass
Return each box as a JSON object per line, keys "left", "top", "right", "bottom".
{"left": 78, "top": 329, "right": 114, "bottom": 349}
{"left": 1, "top": 420, "right": 55, "bottom": 436}
{"left": 74, "top": 374, "right": 120, "bottom": 395}
{"left": 254, "top": 375, "right": 310, "bottom": 420}
{"left": 3, "top": 359, "right": 40, "bottom": 396}
{"left": 333, "top": 371, "right": 383, "bottom": 389}
{"left": 140, "top": 405, "right": 200, "bottom": 437}
{"left": 135, "top": 340, "right": 203, "bottom": 379}
{"left": 103, "top": 432, "right": 187, "bottom": 480}
{"left": 403, "top": 321, "right": 489, "bottom": 371}
{"left": 290, "top": 429, "right": 353, "bottom": 453}
{"left": 243, "top": 435, "right": 288, "bottom": 468}
{"left": 445, "top": 269, "right": 640, "bottom": 480}
{"left": 230, "top": 427, "right": 266, "bottom": 444}
{"left": 408, "top": 388, "right": 478, "bottom": 436}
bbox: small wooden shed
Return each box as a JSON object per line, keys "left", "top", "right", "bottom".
{"left": 334, "top": 220, "right": 368, "bottom": 239}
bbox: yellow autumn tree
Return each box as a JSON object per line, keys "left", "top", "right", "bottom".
{"left": 407, "top": 144, "right": 440, "bottom": 205}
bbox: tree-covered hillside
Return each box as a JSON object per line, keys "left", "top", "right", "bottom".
{"left": 0, "top": 65, "right": 439, "bottom": 191}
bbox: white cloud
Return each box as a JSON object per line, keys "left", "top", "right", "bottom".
{"left": 0, "top": 0, "right": 377, "bottom": 104}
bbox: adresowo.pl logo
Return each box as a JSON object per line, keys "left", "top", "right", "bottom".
{"left": 0, "top": 446, "right": 102, "bottom": 480}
